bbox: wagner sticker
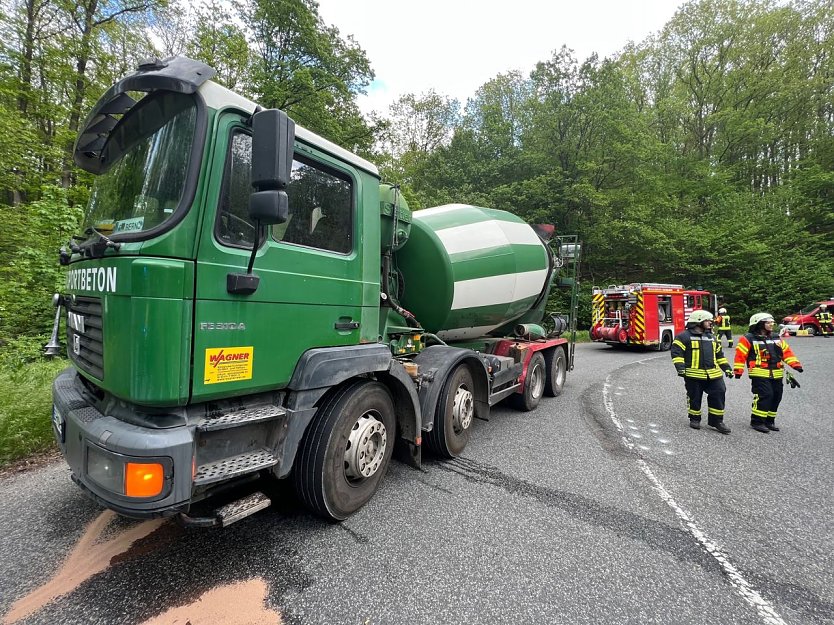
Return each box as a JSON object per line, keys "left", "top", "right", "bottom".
{"left": 204, "top": 347, "right": 253, "bottom": 384}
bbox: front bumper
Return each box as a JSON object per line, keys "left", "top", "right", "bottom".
{"left": 52, "top": 368, "right": 194, "bottom": 518}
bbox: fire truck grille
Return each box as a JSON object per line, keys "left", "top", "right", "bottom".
{"left": 66, "top": 296, "right": 104, "bottom": 380}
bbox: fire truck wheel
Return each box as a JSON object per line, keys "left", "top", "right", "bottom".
{"left": 511, "top": 352, "right": 546, "bottom": 412}
{"left": 544, "top": 346, "right": 567, "bottom": 397}
{"left": 426, "top": 364, "right": 475, "bottom": 458}
{"left": 293, "top": 379, "right": 395, "bottom": 521}
{"left": 659, "top": 331, "right": 673, "bottom": 351}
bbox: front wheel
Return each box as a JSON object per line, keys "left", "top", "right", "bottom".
{"left": 293, "top": 380, "right": 395, "bottom": 521}
{"left": 511, "top": 351, "right": 546, "bottom": 412}
{"left": 659, "top": 332, "right": 672, "bottom": 351}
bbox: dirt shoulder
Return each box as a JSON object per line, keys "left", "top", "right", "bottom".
{"left": 0, "top": 447, "right": 61, "bottom": 479}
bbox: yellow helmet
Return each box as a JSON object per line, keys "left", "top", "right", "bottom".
{"left": 748, "top": 312, "right": 774, "bottom": 326}
{"left": 687, "top": 310, "right": 714, "bottom": 324}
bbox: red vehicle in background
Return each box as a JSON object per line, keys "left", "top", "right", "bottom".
{"left": 590, "top": 284, "right": 717, "bottom": 351}
{"left": 780, "top": 299, "right": 834, "bottom": 335}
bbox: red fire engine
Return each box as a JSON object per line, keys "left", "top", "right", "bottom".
{"left": 590, "top": 284, "right": 718, "bottom": 351}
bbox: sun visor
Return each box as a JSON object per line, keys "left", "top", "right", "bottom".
{"left": 74, "top": 56, "right": 216, "bottom": 173}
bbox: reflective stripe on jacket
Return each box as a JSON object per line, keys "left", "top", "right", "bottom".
{"left": 733, "top": 332, "right": 801, "bottom": 379}
{"left": 671, "top": 329, "right": 731, "bottom": 379}
{"left": 816, "top": 312, "right": 832, "bottom": 323}
{"left": 716, "top": 314, "right": 731, "bottom": 331}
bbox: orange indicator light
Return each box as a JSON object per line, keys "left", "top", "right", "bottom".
{"left": 125, "top": 462, "right": 164, "bottom": 498}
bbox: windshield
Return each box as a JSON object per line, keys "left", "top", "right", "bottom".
{"left": 81, "top": 91, "right": 198, "bottom": 239}
{"left": 800, "top": 303, "right": 821, "bottom": 314}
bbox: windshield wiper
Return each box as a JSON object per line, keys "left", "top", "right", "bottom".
{"left": 59, "top": 229, "right": 122, "bottom": 264}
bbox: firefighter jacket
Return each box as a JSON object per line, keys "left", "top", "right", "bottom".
{"left": 716, "top": 314, "right": 731, "bottom": 331}
{"left": 816, "top": 311, "right": 832, "bottom": 324}
{"left": 733, "top": 332, "right": 802, "bottom": 379}
{"left": 671, "top": 329, "right": 731, "bottom": 379}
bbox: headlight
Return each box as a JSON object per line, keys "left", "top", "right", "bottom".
{"left": 86, "top": 445, "right": 168, "bottom": 499}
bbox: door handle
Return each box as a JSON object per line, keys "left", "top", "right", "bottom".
{"left": 334, "top": 320, "right": 360, "bottom": 331}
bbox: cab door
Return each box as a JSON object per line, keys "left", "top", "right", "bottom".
{"left": 192, "top": 117, "right": 373, "bottom": 402}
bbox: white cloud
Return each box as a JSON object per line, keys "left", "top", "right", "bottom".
{"left": 316, "top": 0, "right": 685, "bottom": 115}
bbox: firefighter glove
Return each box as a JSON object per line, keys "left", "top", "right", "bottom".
{"left": 725, "top": 370, "right": 733, "bottom": 379}
{"left": 787, "top": 376, "right": 800, "bottom": 389}
{"left": 795, "top": 367, "right": 804, "bottom": 373}
{"left": 734, "top": 371, "right": 742, "bottom": 379}
{"left": 677, "top": 370, "right": 685, "bottom": 377}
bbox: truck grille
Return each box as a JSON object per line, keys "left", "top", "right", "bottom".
{"left": 66, "top": 296, "right": 104, "bottom": 380}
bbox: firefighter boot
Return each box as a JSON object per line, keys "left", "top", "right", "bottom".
{"left": 750, "top": 417, "right": 770, "bottom": 433}
{"left": 710, "top": 422, "right": 731, "bottom": 434}
{"left": 689, "top": 419, "right": 701, "bottom": 430}
{"left": 765, "top": 418, "right": 780, "bottom": 432}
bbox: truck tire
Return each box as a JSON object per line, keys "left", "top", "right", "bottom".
{"left": 659, "top": 331, "right": 672, "bottom": 351}
{"left": 293, "top": 380, "right": 395, "bottom": 521}
{"left": 511, "top": 351, "right": 545, "bottom": 412}
{"left": 544, "top": 346, "right": 567, "bottom": 397}
{"left": 426, "top": 364, "right": 475, "bottom": 458}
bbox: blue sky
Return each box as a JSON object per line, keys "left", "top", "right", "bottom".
{"left": 316, "top": 0, "right": 687, "bottom": 115}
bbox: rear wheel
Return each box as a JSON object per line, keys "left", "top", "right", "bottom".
{"left": 426, "top": 364, "right": 475, "bottom": 458}
{"left": 544, "top": 346, "right": 567, "bottom": 397}
{"left": 659, "top": 331, "right": 673, "bottom": 351}
{"left": 805, "top": 324, "right": 819, "bottom": 336}
{"left": 293, "top": 380, "right": 395, "bottom": 521}
{"left": 511, "top": 352, "right": 546, "bottom": 412}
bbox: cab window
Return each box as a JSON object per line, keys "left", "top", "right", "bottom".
{"left": 216, "top": 130, "right": 353, "bottom": 253}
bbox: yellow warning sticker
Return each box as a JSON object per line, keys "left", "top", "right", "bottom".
{"left": 204, "top": 347, "right": 253, "bottom": 384}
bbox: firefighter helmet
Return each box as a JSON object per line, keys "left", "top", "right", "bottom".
{"left": 821, "top": 304, "right": 828, "bottom": 310}
{"left": 718, "top": 307, "right": 727, "bottom": 314}
{"left": 749, "top": 312, "right": 774, "bottom": 326}
{"left": 687, "top": 310, "right": 714, "bottom": 324}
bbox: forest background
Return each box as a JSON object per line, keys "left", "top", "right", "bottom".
{"left": 0, "top": 0, "right": 832, "bottom": 460}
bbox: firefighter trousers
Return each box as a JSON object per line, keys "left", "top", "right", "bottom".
{"left": 684, "top": 377, "right": 726, "bottom": 424}
{"left": 750, "top": 377, "right": 784, "bottom": 425}
{"left": 820, "top": 323, "right": 833, "bottom": 337}
{"left": 716, "top": 329, "right": 733, "bottom": 347}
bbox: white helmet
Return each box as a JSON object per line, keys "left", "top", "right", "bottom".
{"left": 687, "top": 310, "right": 714, "bottom": 324}
{"left": 821, "top": 303, "right": 828, "bottom": 310}
{"left": 718, "top": 307, "right": 727, "bottom": 314}
{"left": 749, "top": 312, "right": 774, "bottom": 326}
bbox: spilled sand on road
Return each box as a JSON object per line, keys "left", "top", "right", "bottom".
{"left": 3, "top": 510, "right": 164, "bottom": 624}
{"left": 139, "top": 578, "right": 282, "bottom": 625}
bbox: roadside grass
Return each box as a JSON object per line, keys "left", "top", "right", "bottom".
{"left": 0, "top": 358, "right": 67, "bottom": 465}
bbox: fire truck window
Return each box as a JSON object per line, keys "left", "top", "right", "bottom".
{"left": 658, "top": 297, "right": 671, "bottom": 321}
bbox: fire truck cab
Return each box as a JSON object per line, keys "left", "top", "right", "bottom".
{"left": 590, "top": 284, "right": 717, "bottom": 351}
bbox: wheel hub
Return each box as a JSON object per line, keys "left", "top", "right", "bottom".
{"left": 530, "top": 363, "right": 544, "bottom": 399}
{"left": 344, "top": 412, "right": 387, "bottom": 480}
{"left": 452, "top": 386, "right": 474, "bottom": 433}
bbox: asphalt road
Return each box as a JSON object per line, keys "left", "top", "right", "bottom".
{"left": 1, "top": 340, "right": 832, "bottom": 625}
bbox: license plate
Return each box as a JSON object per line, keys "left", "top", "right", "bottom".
{"left": 52, "top": 405, "right": 65, "bottom": 443}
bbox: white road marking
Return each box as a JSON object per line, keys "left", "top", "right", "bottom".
{"left": 603, "top": 372, "right": 787, "bottom": 625}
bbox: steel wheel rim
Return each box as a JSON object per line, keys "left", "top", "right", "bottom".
{"left": 554, "top": 356, "right": 566, "bottom": 387}
{"left": 344, "top": 411, "right": 387, "bottom": 481}
{"left": 530, "top": 362, "right": 545, "bottom": 399}
{"left": 452, "top": 385, "right": 474, "bottom": 434}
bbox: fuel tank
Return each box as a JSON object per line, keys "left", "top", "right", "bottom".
{"left": 394, "top": 204, "right": 553, "bottom": 341}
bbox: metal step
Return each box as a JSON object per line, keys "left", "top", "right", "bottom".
{"left": 197, "top": 404, "right": 286, "bottom": 432}
{"left": 194, "top": 449, "right": 278, "bottom": 486}
{"left": 217, "top": 492, "right": 272, "bottom": 526}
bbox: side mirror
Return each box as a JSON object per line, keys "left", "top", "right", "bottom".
{"left": 249, "top": 109, "right": 295, "bottom": 225}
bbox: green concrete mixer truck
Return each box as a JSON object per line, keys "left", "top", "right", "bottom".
{"left": 46, "top": 57, "right": 580, "bottom": 526}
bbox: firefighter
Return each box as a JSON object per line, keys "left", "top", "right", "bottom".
{"left": 733, "top": 313, "right": 804, "bottom": 433}
{"left": 714, "top": 307, "right": 733, "bottom": 348}
{"left": 816, "top": 304, "right": 833, "bottom": 337}
{"left": 671, "top": 310, "right": 733, "bottom": 434}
